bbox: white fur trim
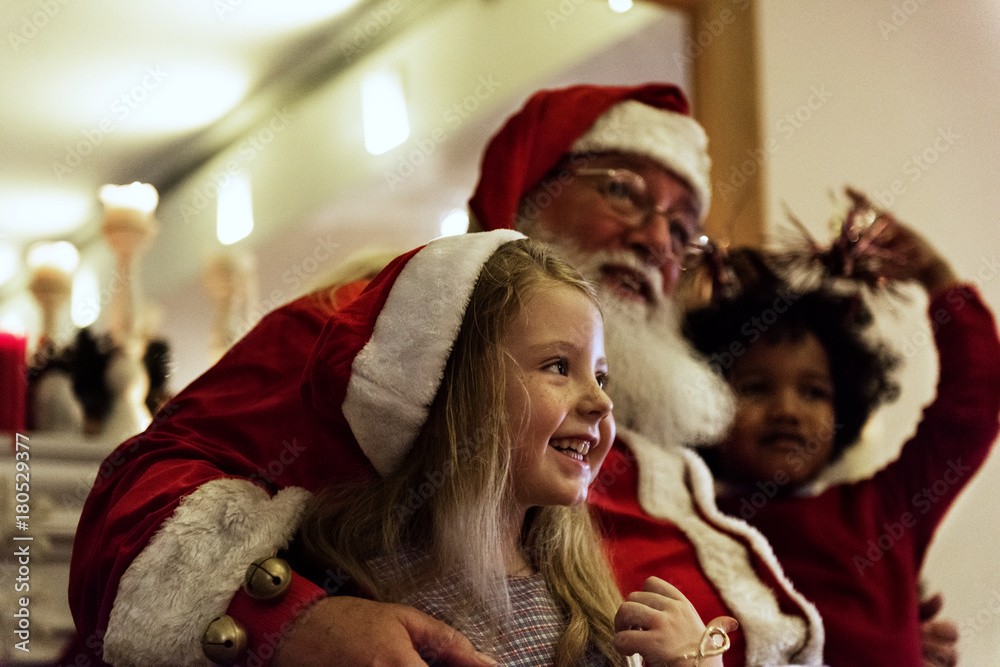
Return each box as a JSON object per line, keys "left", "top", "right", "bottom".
{"left": 103, "top": 479, "right": 313, "bottom": 667}
{"left": 343, "top": 229, "right": 525, "bottom": 476}
{"left": 681, "top": 446, "right": 825, "bottom": 666}
{"left": 572, "top": 100, "right": 712, "bottom": 219}
{"left": 619, "top": 427, "right": 824, "bottom": 667}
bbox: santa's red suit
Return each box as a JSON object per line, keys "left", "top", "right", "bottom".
{"left": 67, "top": 84, "right": 824, "bottom": 666}
{"left": 67, "top": 284, "right": 822, "bottom": 667}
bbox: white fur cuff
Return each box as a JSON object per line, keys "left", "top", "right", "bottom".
{"left": 103, "top": 479, "right": 313, "bottom": 666}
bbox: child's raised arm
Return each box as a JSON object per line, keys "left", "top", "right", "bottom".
{"left": 614, "top": 576, "right": 737, "bottom": 666}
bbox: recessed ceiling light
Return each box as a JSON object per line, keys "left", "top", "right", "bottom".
{"left": 362, "top": 70, "right": 410, "bottom": 156}
{"left": 217, "top": 173, "right": 254, "bottom": 245}
{"left": 0, "top": 187, "right": 93, "bottom": 240}
{"left": 117, "top": 60, "right": 253, "bottom": 134}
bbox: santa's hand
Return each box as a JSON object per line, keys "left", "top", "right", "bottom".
{"left": 273, "top": 596, "right": 497, "bottom": 667}
{"left": 614, "top": 577, "right": 737, "bottom": 667}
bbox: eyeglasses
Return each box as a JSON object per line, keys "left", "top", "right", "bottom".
{"left": 574, "top": 167, "right": 711, "bottom": 267}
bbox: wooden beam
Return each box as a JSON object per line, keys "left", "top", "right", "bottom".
{"left": 646, "top": 0, "right": 765, "bottom": 248}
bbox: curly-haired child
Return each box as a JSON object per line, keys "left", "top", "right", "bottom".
{"left": 683, "top": 218, "right": 1000, "bottom": 666}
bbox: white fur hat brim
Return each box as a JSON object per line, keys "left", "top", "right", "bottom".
{"left": 572, "top": 100, "right": 712, "bottom": 219}
{"left": 342, "top": 229, "right": 525, "bottom": 476}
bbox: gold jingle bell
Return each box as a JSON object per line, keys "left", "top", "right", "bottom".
{"left": 243, "top": 556, "right": 292, "bottom": 601}
{"left": 201, "top": 615, "right": 248, "bottom": 665}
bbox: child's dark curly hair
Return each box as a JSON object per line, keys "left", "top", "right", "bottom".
{"left": 682, "top": 248, "right": 900, "bottom": 461}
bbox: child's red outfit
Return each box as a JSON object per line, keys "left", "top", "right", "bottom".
{"left": 715, "top": 284, "right": 1000, "bottom": 667}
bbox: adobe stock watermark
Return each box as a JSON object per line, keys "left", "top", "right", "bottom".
{"left": 8, "top": 0, "right": 74, "bottom": 53}
{"left": 71, "top": 265, "right": 129, "bottom": 335}
{"left": 340, "top": 0, "right": 415, "bottom": 62}
{"left": 179, "top": 107, "right": 295, "bottom": 223}
{"left": 83, "top": 401, "right": 183, "bottom": 497}
{"left": 971, "top": 252, "right": 1000, "bottom": 289}
{"left": 211, "top": 0, "right": 262, "bottom": 20}
{"left": 734, "top": 423, "right": 842, "bottom": 522}
{"left": 716, "top": 85, "right": 833, "bottom": 203}
{"left": 878, "top": 0, "right": 931, "bottom": 40}
{"left": 392, "top": 413, "right": 498, "bottom": 522}
{"left": 51, "top": 66, "right": 170, "bottom": 181}
{"left": 893, "top": 285, "right": 978, "bottom": 360}
{"left": 853, "top": 457, "right": 972, "bottom": 575}
{"left": 678, "top": 286, "right": 804, "bottom": 423}
{"left": 516, "top": 152, "right": 604, "bottom": 222}
{"left": 871, "top": 127, "right": 961, "bottom": 209}
{"left": 383, "top": 75, "right": 501, "bottom": 191}
{"left": 246, "top": 438, "right": 309, "bottom": 489}
{"left": 228, "top": 234, "right": 341, "bottom": 337}
{"left": 957, "top": 586, "right": 1000, "bottom": 639}
{"left": 670, "top": 0, "right": 751, "bottom": 70}
{"left": 698, "top": 286, "right": 802, "bottom": 377}
{"left": 545, "top": 0, "right": 591, "bottom": 30}
{"left": 590, "top": 446, "right": 635, "bottom": 496}
{"left": 231, "top": 587, "right": 323, "bottom": 667}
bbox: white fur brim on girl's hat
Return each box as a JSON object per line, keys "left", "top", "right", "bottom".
{"left": 571, "top": 99, "right": 712, "bottom": 219}
{"left": 303, "top": 229, "right": 525, "bottom": 477}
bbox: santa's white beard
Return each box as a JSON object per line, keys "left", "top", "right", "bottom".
{"left": 522, "top": 223, "right": 734, "bottom": 448}
{"left": 598, "top": 286, "right": 734, "bottom": 448}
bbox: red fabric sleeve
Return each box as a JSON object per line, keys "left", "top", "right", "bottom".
{"left": 875, "top": 284, "right": 1000, "bottom": 554}
{"left": 227, "top": 575, "right": 327, "bottom": 665}
{"left": 68, "top": 287, "right": 376, "bottom": 665}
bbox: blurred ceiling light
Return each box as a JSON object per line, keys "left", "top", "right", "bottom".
{"left": 0, "top": 242, "right": 19, "bottom": 286}
{"left": 0, "top": 187, "right": 92, "bottom": 240}
{"left": 99, "top": 182, "right": 159, "bottom": 214}
{"left": 122, "top": 60, "right": 251, "bottom": 133}
{"left": 439, "top": 209, "right": 469, "bottom": 237}
{"left": 26, "top": 240, "right": 80, "bottom": 274}
{"left": 362, "top": 70, "right": 410, "bottom": 155}
{"left": 217, "top": 173, "right": 254, "bottom": 245}
{"left": 50, "top": 59, "right": 252, "bottom": 135}
{"left": 609, "top": 0, "right": 633, "bottom": 12}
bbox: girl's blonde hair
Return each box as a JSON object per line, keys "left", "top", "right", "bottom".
{"left": 298, "top": 238, "right": 625, "bottom": 666}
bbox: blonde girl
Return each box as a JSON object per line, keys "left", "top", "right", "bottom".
{"left": 293, "top": 231, "right": 734, "bottom": 666}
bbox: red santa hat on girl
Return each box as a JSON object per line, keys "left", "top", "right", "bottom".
{"left": 303, "top": 229, "right": 525, "bottom": 476}
{"left": 468, "top": 83, "right": 711, "bottom": 232}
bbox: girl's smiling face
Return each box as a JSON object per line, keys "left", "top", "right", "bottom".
{"left": 504, "top": 284, "right": 614, "bottom": 511}
{"left": 719, "top": 331, "right": 836, "bottom": 491}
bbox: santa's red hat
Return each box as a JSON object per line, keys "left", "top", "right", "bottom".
{"left": 468, "top": 83, "right": 711, "bottom": 233}
{"left": 303, "top": 229, "right": 525, "bottom": 476}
